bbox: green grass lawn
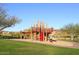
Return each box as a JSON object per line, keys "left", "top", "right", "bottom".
{"left": 0, "top": 39, "right": 79, "bottom": 55}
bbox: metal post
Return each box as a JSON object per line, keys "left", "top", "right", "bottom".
{"left": 46, "top": 24, "right": 48, "bottom": 41}
{"left": 31, "top": 26, "right": 32, "bottom": 40}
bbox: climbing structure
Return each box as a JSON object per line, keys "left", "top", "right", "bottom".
{"left": 21, "top": 20, "right": 53, "bottom": 41}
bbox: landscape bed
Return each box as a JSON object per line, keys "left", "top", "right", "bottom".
{"left": 0, "top": 39, "right": 79, "bottom": 55}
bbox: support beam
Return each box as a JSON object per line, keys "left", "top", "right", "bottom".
{"left": 46, "top": 24, "right": 48, "bottom": 41}
{"left": 31, "top": 26, "right": 32, "bottom": 40}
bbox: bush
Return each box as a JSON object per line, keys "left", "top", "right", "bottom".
{"left": 0, "top": 35, "right": 20, "bottom": 39}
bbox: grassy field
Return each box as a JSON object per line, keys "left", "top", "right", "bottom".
{"left": 0, "top": 39, "right": 79, "bottom": 55}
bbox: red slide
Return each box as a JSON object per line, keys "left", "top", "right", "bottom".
{"left": 40, "top": 32, "right": 44, "bottom": 41}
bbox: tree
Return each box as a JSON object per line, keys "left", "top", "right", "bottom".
{"left": 61, "top": 23, "right": 79, "bottom": 42}
{"left": 0, "top": 7, "right": 21, "bottom": 31}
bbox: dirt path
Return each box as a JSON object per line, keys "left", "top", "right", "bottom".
{"left": 11, "top": 39, "right": 79, "bottom": 49}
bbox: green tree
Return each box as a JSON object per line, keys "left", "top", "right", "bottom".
{"left": 0, "top": 7, "right": 21, "bottom": 31}
{"left": 61, "top": 23, "right": 79, "bottom": 42}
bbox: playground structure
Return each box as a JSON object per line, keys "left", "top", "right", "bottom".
{"left": 20, "top": 20, "right": 53, "bottom": 41}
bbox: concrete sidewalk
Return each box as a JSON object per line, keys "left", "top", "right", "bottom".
{"left": 11, "top": 39, "right": 79, "bottom": 49}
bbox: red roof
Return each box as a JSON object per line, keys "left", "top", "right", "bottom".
{"left": 21, "top": 27, "right": 53, "bottom": 34}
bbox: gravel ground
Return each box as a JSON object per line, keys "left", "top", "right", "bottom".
{"left": 11, "top": 39, "right": 79, "bottom": 49}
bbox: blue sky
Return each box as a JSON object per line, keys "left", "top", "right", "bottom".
{"left": 2, "top": 3, "right": 79, "bottom": 31}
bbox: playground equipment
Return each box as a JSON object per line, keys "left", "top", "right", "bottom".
{"left": 21, "top": 20, "right": 53, "bottom": 41}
